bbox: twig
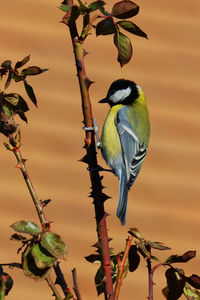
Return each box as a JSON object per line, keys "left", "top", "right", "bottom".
{"left": 46, "top": 275, "right": 63, "bottom": 300}
{"left": 72, "top": 268, "right": 82, "bottom": 300}
{"left": 114, "top": 236, "right": 133, "bottom": 300}
{"left": 147, "top": 257, "right": 154, "bottom": 300}
{"left": 12, "top": 147, "right": 50, "bottom": 232}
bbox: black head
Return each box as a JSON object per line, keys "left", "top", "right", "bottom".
{"left": 99, "top": 79, "right": 139, "bottom": 106}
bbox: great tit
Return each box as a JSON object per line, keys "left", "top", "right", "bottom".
{"left": 99, "top": 79, "right": 150, "bottom": 225}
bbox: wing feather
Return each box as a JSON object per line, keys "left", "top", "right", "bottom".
{"left": 115, "top": 107, "right": 147, "bottom": 189}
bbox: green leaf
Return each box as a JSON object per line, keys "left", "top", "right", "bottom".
{"left": 128, "top": 245, "right": 140, "bottom": 272}
{"left": 112, "top": 1, "right": 139, "bottom": 19}
{"left": 24, "top": 80, "right": 37, "bottom": 106}
{"left": 117, "top": 20, "right": 148, "bottom": 38}
{"left": 59, "top": 4, "right": 71, "bottom": 13}
{"left": 88, "top": 1, "right": 105, "bottom": 12}
{"left": 15, "top": 55, "right": 30, "bottom": 69}
{"left": 146, "top": 241, "right": 171, "bottom": 251}
{"left": 41, "top": 232, "right": 67, "bottom": 259}
{"left": 114, "top": 31, "right": 132, "bottom": 66}
{"left": 4, "top": 93, "right": 19, "bottom": 106}
{"left": 77, "top": 0, "right": 88, "bottom": 12}
{"left": 96, "top": 18, "right": 116, "bottom": 36}
{"left": 128, "top": 227, "right": 143, "bottom": 240}
{"left": 184, "top": 283, "right": 200, "bottom": 299}
{"left": 136, "top": 240, "right": 150, "bottom": 258}
{"left": 4, "top": 70, "right": 12, "bottom": 90}
{"left": 10, "top": 220, "right": 41, "bottom": 236}
{"left": 2, "top": 104, "right": 12, "bottom": 119}
{"left": 21, "top": 66, "right": 43, "bottom": 76}
{"left": 62, "top": 6, "right": 81, "bottom": 25}
{"left": 23, "top": 247, "right": 51, "bottom": 279}
{"left": 31, "top": 243, "right": 57, "bottom": 269}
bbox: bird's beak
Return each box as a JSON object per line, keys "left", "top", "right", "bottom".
{"left": 99, "top": 97, "right": 108, "bottom": 103}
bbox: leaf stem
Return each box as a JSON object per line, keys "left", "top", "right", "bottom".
{"left": 114, "top": 236, "right": 133, "bottom": 300}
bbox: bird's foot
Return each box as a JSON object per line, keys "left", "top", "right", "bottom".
{"left": 82, "top": 118, "right": 101, "bottom": 148}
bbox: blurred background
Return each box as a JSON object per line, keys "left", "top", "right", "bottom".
{"left": 0, "top": 0, "right": 200, "bottom": 299}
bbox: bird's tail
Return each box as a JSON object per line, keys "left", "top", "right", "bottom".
{"left": 116, "top": 172, "right": 129, "bottom": 226}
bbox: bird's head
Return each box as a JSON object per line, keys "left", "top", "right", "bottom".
{"left": 99, "top": 79, "right": 141, "bottom": 106}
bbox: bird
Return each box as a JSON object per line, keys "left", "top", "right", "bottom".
{"left": 99, "top": 79, "right": 150, "bottom": 225}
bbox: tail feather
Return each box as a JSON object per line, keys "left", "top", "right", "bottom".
{"left": 116, "top": 172, "right": 129, "bottom": 226}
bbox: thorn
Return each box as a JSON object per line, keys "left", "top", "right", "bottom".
{"left": 105, "top": 212, "right": 110, "bottom": 218}
{"left": 22, "top": 158, "right": 27, "bottom": 164}
{"left": 16, "top": 163, "right": 21, "bottom": 169}
{"left": 83, "top": 49, "right": 89, "bottom": 57}
{"left": 79, "top": 154, "right": 89, "bottom": 164}
{"left": 84, "top": 77, "right": 95, "bottom": 89}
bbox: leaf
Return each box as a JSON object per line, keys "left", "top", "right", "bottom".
{"left": 1, "top": 60, "right": 12, "bottom": 69}
{"left": 10, "top": 220, "right": 41, "bottom": 236}
{"left": 21, "top": 66, "right": 43, "bottom": 76}
{"left": 128, "top": 228, "right": 143, "bottom": 240}
{"left": 114, "top": 31, "right": 132, "bottom": 66}
{"left": 117, "top": 20, "right": 148, "bottom": 38}
{"left": 62, "top": 6, "right": 81, "bottom": 25}
{"left": 31, "top": 243, "right": 57, "bottom": 269}
{"left": 184, "top": 283, "right": 200, "bottom": 299}
{"left": 163, "top": 268, "right": 185, "bottom": 300}
{"left": 24, "top": 80, "right": 37, "bottom": 106}
{"left": 77, "top": 0, "right": 88, "bottom": 12}
{"left": 112, "top": 1, "right": 139, "bottom": 19}
{"left": 23, "top": 247, "right": 51, "bottom": 280}
{"left": 128, "top": 245, "right": 140, "bottom": 272}
{"left": 10, "top": 233, "right": 26, "bottom": 241}
{"left": 59, "top": 4, "right": 72, "bottom": 13}
{"left": 95, "top": 266, "right": 104, "bottom": 296}
{"left": 14, "top": 130, "right": 21, "bottom": 148}
{"left": 0, "top": 272, "right": 13, "bottom": 296}
{"left": 14, "top": 55, "right": 30, "bottom": 69}
{"left": 96, "top": 18, "right": 116, "bottom": 36}
{"left": 88, "top": 1, "right": 105, "bottom": 12}
{"left": 4, "top": 93, "right": 19, "bottom": 106}
{"left": 4, "top": 70, "right": 12, "bottom": 90}
{"left": 184, "top": 274, "right": 200, "bottom": 290}
{"left": 136, "top": 240, "right": 150, "bottom": 258}
{"left": 146, "top": 241, "right": 171, "bottom": 251}
{"left": 85, "top": 254, "right": 101, "bottom": 264}
{"left": 165, "top": 251, "right": 196, "bottom": 264}
{"left": 41, "top": 232, "right": 67, "bottom": 259}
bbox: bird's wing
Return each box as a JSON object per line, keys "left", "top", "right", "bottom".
{"left": 115, "top": 106, "right": 147, "bottom": 189}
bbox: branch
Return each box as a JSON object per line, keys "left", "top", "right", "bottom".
{"left": 114, "top": 236, "right": 133, "bottom": 300}
{"left": 65, "top": 7, "right": 115, "bottom": 300}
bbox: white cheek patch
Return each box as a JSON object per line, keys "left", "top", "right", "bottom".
{"left": 109, "top": 86, "right": 131, "bottom": 103}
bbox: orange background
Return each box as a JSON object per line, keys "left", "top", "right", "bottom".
{"left": 0, "top": 1, "right": 200, "bottom": 299}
